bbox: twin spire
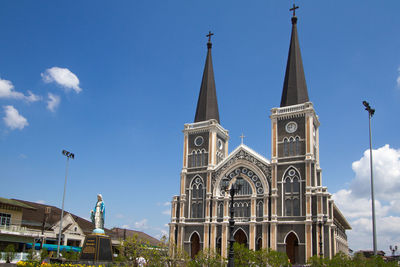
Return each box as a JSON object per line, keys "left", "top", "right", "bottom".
{"left": 280, "top": 4, "right": 309, "bottom": 107}
{"left": 194, "top": 5, "right": 310, "bottom": 123}
{"left": 194, "top": 31, "right": 220, "bottom": 123}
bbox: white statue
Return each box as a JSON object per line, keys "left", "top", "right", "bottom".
{"left": 91, "top": 194, "right": 105, "bottom": 232}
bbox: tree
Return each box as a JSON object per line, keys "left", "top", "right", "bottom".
{"left": 2, "top": 244, "right": 16, "bottom": 263}
{"left": 188, "top": 248, "right": 226, "bottom": 267}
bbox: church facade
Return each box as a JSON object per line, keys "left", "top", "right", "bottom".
{"left": 169, "top": 12, "right": 351, "bottom": 265}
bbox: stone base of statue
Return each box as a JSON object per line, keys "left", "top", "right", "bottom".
{"left": 80, "top": 234, "right": 113, "bottom": 262}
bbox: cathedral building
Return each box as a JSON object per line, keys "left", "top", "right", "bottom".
{"left": 169, "top": 10, "right": 351, "bottom": 265}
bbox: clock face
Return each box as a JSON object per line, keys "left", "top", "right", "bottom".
{"left": 217, "top": 139, "right": 223, "bottom": 150}
{"left": 194, "top": 136, "right": 204, "bottom": 146}
{"left": 285, "top": 122, "right": 297, "bottom": 133}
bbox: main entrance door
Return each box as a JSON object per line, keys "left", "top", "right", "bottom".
{"left": 285, "top": 232, "right": 299, "bottom": 264}
{"left": 190, "top": 232, "right": 200, "bottom": 259}
{"left": 234, "top": 229, "right": 248, "bottom": 247}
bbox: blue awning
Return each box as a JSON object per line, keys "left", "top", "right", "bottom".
{"left": 26, "top": 243, "right": 81, "bottom": 252}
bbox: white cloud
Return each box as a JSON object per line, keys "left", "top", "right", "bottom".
{"left": 19, "top": 153, "right": 27, "bottom": 159}
{"left": 350, "top": 145, "right": 400, "bottom": 201}
{"left": 333, "top": 145, "right": 400, "bottom": 253}
{"left": 46, "top": 93, "right": 60, "bottom": 112}
{"left": 3, "top": 105, "right": 28, "bottom": 130}
{"left": 162, "top": 209, "right": 170, "bottom": 215}
{"left": 121, "top": 224, "right": 130, "bottom": 229}
{"left": 41, "top": 67, "right": 82, "bottom": 93}
{"left": 163, "top": 201, "right": 171, "bottom": 206}
{"left": 134, "top": 219, "right": 149, "bottom": 230}
{"left": 26, "top": 91, "right": 41, "bottom": 102}
{"left": 397, "top": 67, "right": 400, "bottom": 88}
{"left": 0, "top": 78, "right": 40, "bottom": 102}
{"left": 36, "top": 200, "right": 46, "bottom": 204}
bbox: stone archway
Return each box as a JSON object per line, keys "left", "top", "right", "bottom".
{"left": 285, "top": 232, "right": 299, "bottom": 264}
{"left": 190, "top": 232, "right": 200, "bottom": 259}
{"left": 256, "top": 237, "right": 262, "bottom": 251}
{"left": 234, "top": 228, "right": 248, "bottom": 247}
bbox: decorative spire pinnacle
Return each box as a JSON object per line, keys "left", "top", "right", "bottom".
{"left": 194, "top": 32, "right": 220, "bottom": 123}
{"left": 280, "top": 4, "right": 309, "bottom": 107}
{"left": 240, "top": 133, "right": 246, "bottom": 145}
{"left": 289, "top": 3, "right": 299, "bottom": 24}
{"left": 206, "top": 31, "right": 214, "bottom": 48}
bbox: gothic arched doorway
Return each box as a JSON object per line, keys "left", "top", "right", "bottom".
{"left": 234, "top": 229, "right": 248, "bottom": 247}
{"left": 256, "top": 237, "right": 262, "bottom": 251}
{"left": 285, "top": 232, "right": 299, "bottom": 264}
{"left": 190, "top": 232, "right": 200, "bottom": 259}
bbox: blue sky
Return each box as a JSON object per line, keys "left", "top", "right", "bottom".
{"left": 1, "top": 0, "right": 400, "bottom": 253}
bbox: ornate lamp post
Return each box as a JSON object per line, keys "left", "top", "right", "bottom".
{"left": 363, "top": 100, "right": 377, "bottom": 256}
{"left": 57, "top": 150, "right": 74, "bottom": 258}
{"left": 226, "top": 176, "right": 243, "bottom": 267}
{"left": 312, "top": 215, "right": 327, "bottom": 257}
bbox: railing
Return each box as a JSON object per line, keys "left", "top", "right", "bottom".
{"left": 276, "top": 103, "right": 308, "bottom": 115}
{"left": 185, "top": 120, "right": 214, "bottom": 129}
{"left": 0, "top": 224, "right": 28, "bottom": 233}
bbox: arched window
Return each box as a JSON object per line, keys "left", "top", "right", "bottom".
{"left": 201, "top": 149, "right": 206, "bottom": 166}
{"left": 245, "top": 202, "right": 250, "bottom": 217}
{"left": 198, "top": 184, "right": 203, "bottom": 198}
{"left": 191, "top": 151, "right": 196, "bottom": 167}
{"left": 191, "top": 203, "right": 197, "bottom": 218}
{"left": 284, "top": 169, "right": 301, "bottom": 216}
{"left": 295, "top": 137, "right": 300, "bottom": 155}
{"left": 283, "top": 138, "right": 289, "bottom": 157}
{"left": 218, "top": 202, "right": 224, "bottom": 218}
{"left": 191, "top": 177, "right": 204, "bottom": 218}
{"left": 257, "top": 201, "right": 263, "bottom": 218}
{"left": 234, "top": 178, "right": 252, "bottom": 196}
{"left": 289, "top": 137, "right": 295, "bottom": 156}
{"left": 197, "top": 202, "right": 203, "bottom": 218}
{"left": 196, "top": 150, "right": 201, "bottom": 166}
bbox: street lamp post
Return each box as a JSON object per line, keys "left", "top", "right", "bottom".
{"left": 363, "top": 100, "right": 377, "bottom": 256}
{"left": 57, "top": 150, "right": 74, "bottom": 258}
{"left": 227, "top": 176, "right": 243, "bottom": 267}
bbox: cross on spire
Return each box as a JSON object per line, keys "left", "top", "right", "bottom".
{"left": 290, "top": 3, "right": 299, "bottom": 17}
{"left": 240, "top": 133, "right": 246, "bottom": 144}
{"left": 206, "top": 31, "right": 214, "bottom": 43}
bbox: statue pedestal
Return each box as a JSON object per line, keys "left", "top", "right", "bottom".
{"left": 80, "top": 234, "right": 113, "bottom": 262}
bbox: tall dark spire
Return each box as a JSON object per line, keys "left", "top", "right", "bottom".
{"left": 194, "top": 32, "right": 220, "bottom": 123}
{"left": 280, "top": 5, "right": 309, "bottom": 107}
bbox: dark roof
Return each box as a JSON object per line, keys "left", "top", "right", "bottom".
{"left": 12, "top": 199, "right": 94, "bottom": 234}
{"left": 280, "top": 16, "right": 309, "bottom": 107}
{"left": 194, "top": 40, "right": 220, "bottom": 123}
{"left": 110, "top": 227, "right": 160, "bottom": 247}
{"left": 12, "top": 199, "right": 160, "bottom": 245}
{"left": 0, "top": 197, "right": 36, "bottom": 210}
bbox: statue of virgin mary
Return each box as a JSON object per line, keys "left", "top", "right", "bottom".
{"left": 91, "top": 194, "right": 105, "bottom": 234}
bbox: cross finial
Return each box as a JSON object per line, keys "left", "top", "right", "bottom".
{"left": 240, "top": 133, "right": 246, "bottom": 145}
{"left": 206, "top": 31, "right": 214, "bottom": 43}
{"left": 290, "top": 3, "right": 299, "bottom": 17}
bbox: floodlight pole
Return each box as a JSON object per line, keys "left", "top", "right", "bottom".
{"left": 57, "top": 150, "right": 74, "bottom": 258}
{"left": 363, "top": 101, "right": 377, "bottom": 256}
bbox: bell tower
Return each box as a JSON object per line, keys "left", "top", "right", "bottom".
{"left": 170, "top": 32, "right": 229, "bottom": 253}
{"left": 269, "top": 6, "right": 327, "bottom": 261}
